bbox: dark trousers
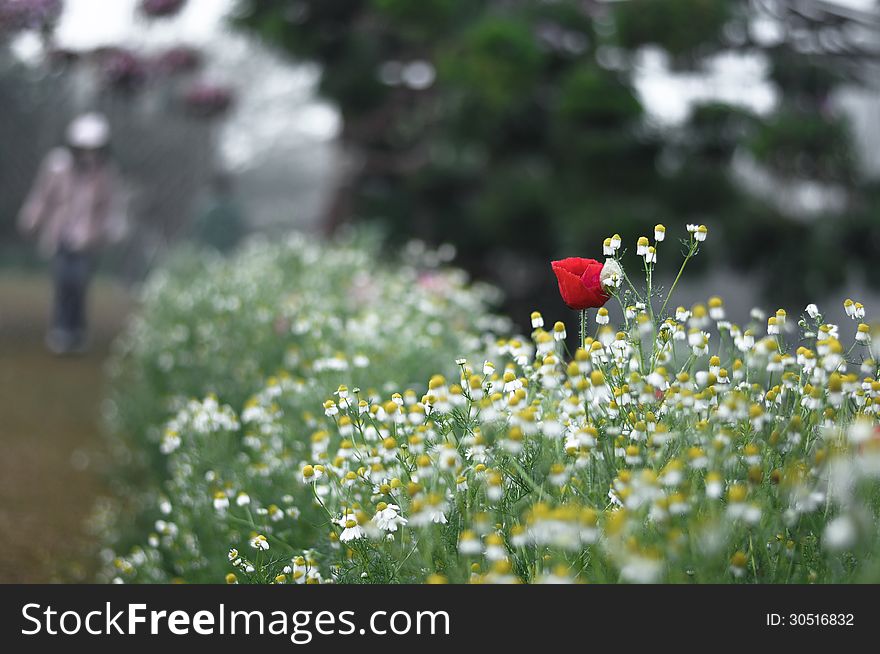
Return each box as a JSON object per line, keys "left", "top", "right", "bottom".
{"left": 51, "top": 246, "right": 92, "bottom": 344}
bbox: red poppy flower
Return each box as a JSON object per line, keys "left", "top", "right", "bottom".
{"left": 551, "top": 257, "right": 609, "bottom": 310}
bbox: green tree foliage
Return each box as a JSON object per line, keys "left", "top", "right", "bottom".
{"left": 613, "top": 0, "right": 729, "bottom": 60}
{"left": 234, "top": 0, "right": 875, "bottom": 308}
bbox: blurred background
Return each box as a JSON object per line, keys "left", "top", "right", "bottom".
{"left": 4, "top": 0, "right": 880, "bottom": 307}
{"left": 1, "top": 0, "right": 879, "bottom": 581}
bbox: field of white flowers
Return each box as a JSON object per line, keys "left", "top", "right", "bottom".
{"left": 100, "top": 226, "right": 880, "bottom": 584}
{"left": 96, "top": 231, "right": 510, "bottom": 582}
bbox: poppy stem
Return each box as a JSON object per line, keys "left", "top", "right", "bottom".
{"left": 579, "top": 309, "right": 587, "bottom": 351}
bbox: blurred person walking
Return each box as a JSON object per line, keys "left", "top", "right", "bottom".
{"left": 17, "top": 112, "right": 126, "bottom": 355}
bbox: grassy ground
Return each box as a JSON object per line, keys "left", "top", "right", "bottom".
{"left": 0, "top": 273, "right": 131, "bottom": 583}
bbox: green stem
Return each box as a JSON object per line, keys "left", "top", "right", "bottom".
{"left": 659, "top": 242, "right": 697, "bottom": 319}
{"left": 509, "top": 457, "right": 547, "bottom": 502}
{"left": 580, "top": 309, "right": 587, "bottom": 351}
{"left": 619, "top": 266, "right": 645, "bottom": 303}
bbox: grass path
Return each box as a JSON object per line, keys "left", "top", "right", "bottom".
{"left": 0, "top": 274, "right": 131, "bottom": 582}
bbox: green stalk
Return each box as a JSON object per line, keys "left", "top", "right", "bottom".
{"left": 659, "top": 240, "right": 697, "bottom": 319}
{"left": 580, "top": 309, "right": 587, "bottom": 351}
{"left": 619, "top": 265, "right": 645, "bottom": 303}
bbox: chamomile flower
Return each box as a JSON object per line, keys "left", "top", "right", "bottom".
{"left": 410, "top": 495, "right": 448, "bottom": 526}
{"left": 553, "top": 321, "right": 567, "bottom": 342}
{"left": 654, "top": 224, "right": 666, "bottom": 242}
{"left": 213, "top": 492, "right": 229, "bottom": 512}
{"left": 775, "top": 309, "right": 787, "bottom": 327}
{"left": 484, "top": 534, "right": 508, "bottom": 561}
{"left": 729, "top": 551, "right": 748, "bottom": 578}
{"left": 620, "top": 552, "right": 663, "bottom": 583}
{"left": 160, "top": 429, "right": 181, "bottom": 454}
{"left": 603, "top": 238, "right": 615, "bottom": 256}
{"left": 708, "top": 297, "right": 725, "bottom": 321}
{"left": 250, "top": 534, "right": 269, "bottom": 551}
{"left": 458, "top": 530, "right": 482, "bottom": 555}
{"left": 336, "top": 513, "right": 365, "bottom": 543}
{"left": 373, "top": 503, "right": 407, "bottom": 533}
{"left": 601, "top": 259, "right": 623, "bottom": 291}
{"left": 822, "top": 515, "right": 857, "bottom": 552}
{"left": 503, "top": 370, "right": 523, "bottom": 393}
{"left": 302, "top": 464, "right": 324, "bottom": 484}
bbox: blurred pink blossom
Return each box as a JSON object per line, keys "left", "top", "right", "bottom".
{"left": 0, "top": 0, "right": 63, "bottom": 33}
{"left": 99, "top": 47, "right": 149, "bottom": 92}
{"left": 153, "top": 46, "right": 202, "bottom": 75}
{"left": 183, "top": 81, "right": 235, "bottom": 118}
{"left": 140, "top": 0, "right": 186, "bottom": 18}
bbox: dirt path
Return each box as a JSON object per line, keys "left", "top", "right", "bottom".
{"left": 0, "top": 274, "right": 131, "bottom": 583}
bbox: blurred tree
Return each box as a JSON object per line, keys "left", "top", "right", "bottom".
{"left": 229, "top": 0, "right": 878, "bottom": 312}
{"left": 234, "top": 0, "right": 660, "bottom": 316}
{"left": 727, "top": 1, "right": 879, "bottom": 304}
{"left": 614, "top": 0, "right": 729, "bottom": 62}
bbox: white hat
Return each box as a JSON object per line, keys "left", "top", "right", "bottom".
{"left": 67, "top": 112, "right": 110, "bottom": 149}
